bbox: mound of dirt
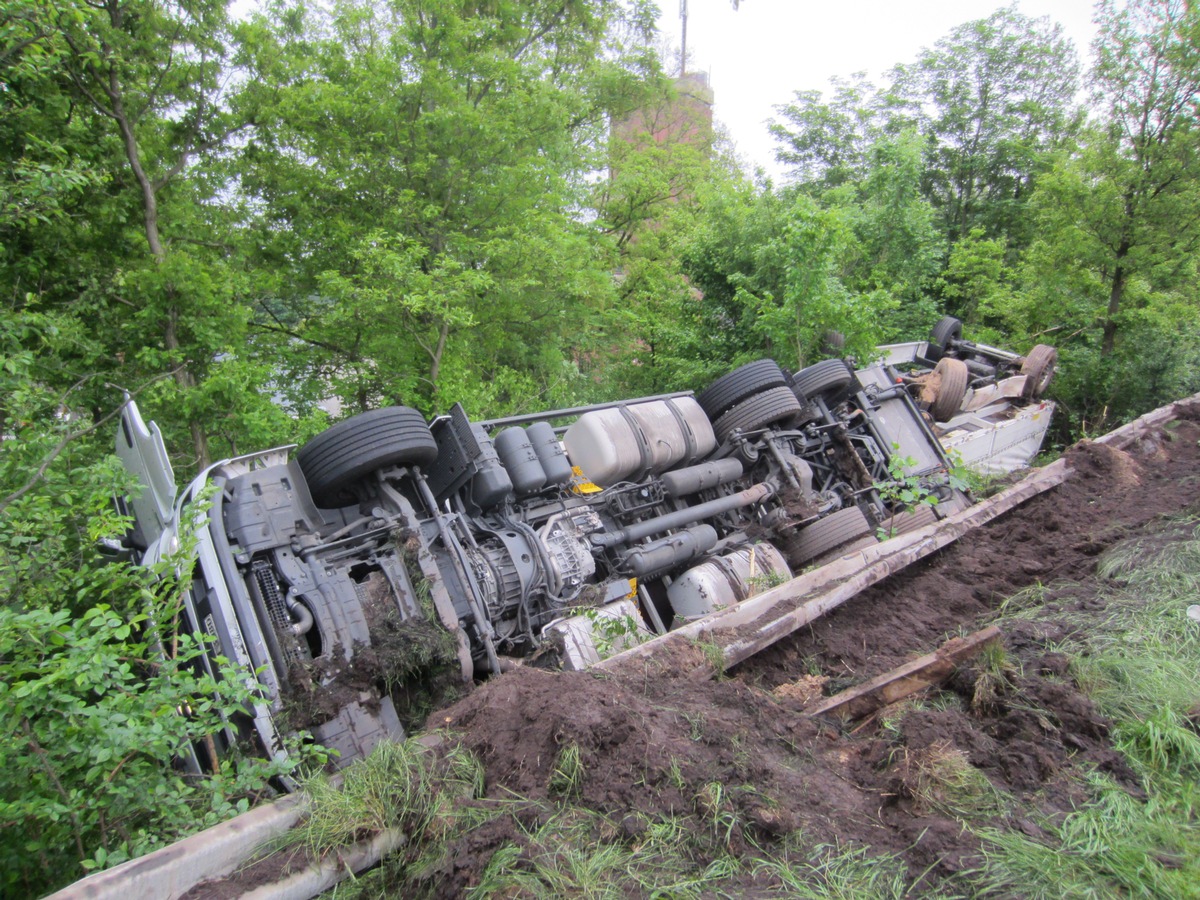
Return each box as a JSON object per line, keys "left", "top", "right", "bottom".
{"left": 422, "top": 409, "right": 1200, "bottom": 892}
{"left": 191, "top": 404, "right": 1200, "bottom": 897}
{"left": 738, "top": 428, "right": 1200, "bottom": 686}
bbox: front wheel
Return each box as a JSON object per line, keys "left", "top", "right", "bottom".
{"left": 297, "top": 406, "right": 438, "bottom": 507}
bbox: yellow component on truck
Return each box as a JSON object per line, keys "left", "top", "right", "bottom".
{"left": 569, "top": 465, "right": 603, "bottom": 495}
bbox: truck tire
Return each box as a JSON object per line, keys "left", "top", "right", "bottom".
{"left": 819, "top": 330, "right": 846, "bottom": 356}
{"left": 297, "top": 406, "right": 438, "bottom": 507}
{"left": 1020, "top": 344, "right": 1057, "bottom": 399}
{"left": 791, "top": 358, "right": 855, "bottom": 405}
{"left": 884, "top": 504, "right": 939, "bottom": 538}
{"left": 713, "top": 386, "right": 804, "bottom": 443}
{"left": 927, "top": 315, "right": 963, "bottom": 362}
{"left": 930, "top": 358, "right": 968, "bottom": 422}
{"left": 696, "top": 359, "right": 788, "bottom": 420}
{"left": 783, "top": 506, "right": 874, "bottom": 567}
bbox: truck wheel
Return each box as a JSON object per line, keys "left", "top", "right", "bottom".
{"left": 819, "top": 330, "right": 846, "bottom": 356}
{"left": 1020, "top": 344, "right": 1057, "bottom": 399}
{"left": 884, "top": 505, "right": 939, "bottom": 538}
{"left": 297, "top": 406, "right": 438, "bottom": 507}
{"left": 791, "top": 358, "right": 855, "bottom": 405}
{"left": 713, "top": 386, "right": 804, "bottom": 443}
{"left": 930, "top": 358, "right": 968, "bottom": 422}
{"left": 782, "top": 506, "right": 874, "bottom": 567}
{"left": 696, "top": 359, "right": 788, "bottom": 420}
{"left": 928, "top": 316, "right": 963, "bottom": 362}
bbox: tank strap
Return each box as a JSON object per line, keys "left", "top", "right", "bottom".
{"left": 663, "top": 398, "right": 700, "bottom": 464}
{"left": 616, "top": 403, "right": 656, "bottom": 482}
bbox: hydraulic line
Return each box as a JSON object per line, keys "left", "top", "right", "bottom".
{"left": 591, "top": 483, "right": 773, "bottom": 549}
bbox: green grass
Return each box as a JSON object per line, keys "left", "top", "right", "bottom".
{"left": 299, "top": 752, "right": 953, "bottom": 899}
{"left": 549, "top": 742, "right": 585, "bottom": 798}
{"left": 751, "top": 837, "right": 958, "bottom": 899}
{"left": 283, "top": 736, "right": 483, "bottom": 862}
{"left": 469, "top": 807, "right": 726, "bottom": 899}
{"left": 966, "top": 519, "right": 1200, "bottom": 899}
{"left": 973, "top": 770, "right": 1200, "bottom": 899}
{"left": 468, "top": 808, "right": 956, "bottom": 900}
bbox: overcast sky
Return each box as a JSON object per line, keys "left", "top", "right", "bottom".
{"left": 656, "top": 1, "right": 1101, "bottom": 180}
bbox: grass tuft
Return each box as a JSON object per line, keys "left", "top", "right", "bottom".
{"left": 549, "top": 742, "right": 585, "bottom": 798}
{"left": 971, "top": 642, "right": 1018, "bottom": 713}
{"left": 286, "top": 736, "right": 482, "bottom": 862}
{"left": 899, "top": 741, "right": 1007, "bottom": 821}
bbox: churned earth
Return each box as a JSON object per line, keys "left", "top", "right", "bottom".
{"left": 188, "top": 401, "right": 1200, "bottom": 897}
{"left": 423, "top": 404, "right": 1200, "bottom": 895}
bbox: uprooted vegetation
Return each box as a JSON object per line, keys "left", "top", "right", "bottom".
{"left": 189, "top": 410, "right": 1200, "bottom": 899}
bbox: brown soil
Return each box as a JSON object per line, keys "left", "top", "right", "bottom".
{"left": 193, "top": 402, "right": 1200, "bottom": 896}
{"left": 420, "top": 405, "right": 1200, "bottom": 895}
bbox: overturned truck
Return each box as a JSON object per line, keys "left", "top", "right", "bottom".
{"left": 117, "top": 334, "right": 1051, "bottom": 777}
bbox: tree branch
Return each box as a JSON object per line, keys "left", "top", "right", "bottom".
{"left": 0, "top": 368, "right": 183, "bottom": 515}
{"left": 250, "top": 309, "right": 350, "bottom": 356}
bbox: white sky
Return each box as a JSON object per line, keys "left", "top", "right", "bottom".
{"left": 657, "top": 1, "right": 1101, "bottom": 180}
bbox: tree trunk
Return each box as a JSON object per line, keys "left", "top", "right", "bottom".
{"left": 109, "top": 65, "right": 210, "bottom": 465}
{"left": 1102, "top": 240, "right": 1130, "bottom": 357}
{"left": 164, "top": 311, "right": 210, "bottom": 466}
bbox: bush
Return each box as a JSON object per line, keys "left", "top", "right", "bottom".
{"left": 0, "top": 425, "right": 312, "bottom": 897}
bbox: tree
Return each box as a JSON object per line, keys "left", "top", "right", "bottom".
{"left": 679, "top": 172, "right": 893, "bottom": 372}
{"left": 238, "top": 0, "right": 660, "bottom": 418}
{"left": 1004, "top": 0, "right": 1200, "bottom": 433}
{"left": 825, "top": 129, "right": 945, "bottom": 339}
{"left": 891, "top": 6, "right": 1081, "bottom": 247}
{"left": 592, "top": 73, "right": 717, "bottom": 395}
{"left": 1085, "top": 0, "right": 1200, "bottom": 356}
{"left": 769, "top": 73, "right": 879, "bottom": 189}
{"left": 0, "top": 0, "right": 296, "bottom": 469}
{"left": 45, "top": 0, "right": 261, "bottom": 465}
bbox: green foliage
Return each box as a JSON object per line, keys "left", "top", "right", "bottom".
{"left": 874, "top": 451, "right": 941, "bottom": 539}
{"left": 825, "top": 129, "right": 945, "bottom": 340}
{"left": 770, "top": 73, "right": 880, "bottom": 188}
{"left": 690, "top": 637, "right": 727, "bottom": 678}
{"left": 1011, "top": 0, "right": 1200, "bottom": 433}
{"left": 0, "top": 468, "right": 319, "bottom": 897}
{"left": 580, "top": 607, "right": 647, "bottom": 660}
{"left": 972, "top": 518, "right": 1200, "bottom": 899}
{"left": 290, "top": 737, "right": 483, "bottom": 861}
{"left": 936, "top": 229, "right": 1019, "bottom": 334}
{"left": 876, "top": 453, "right": 939, "bottom": 510}
{"left": 891, "top": 6, "right": 1081, "bottom": 246}
{"left": 680, "top": 177, "right": 889, "bottom": 372}
{"left": 236, "top": 0, "right": 660, "bottom": 418}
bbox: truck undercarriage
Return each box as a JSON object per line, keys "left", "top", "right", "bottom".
{"left": 117, "top": 328, "right": 1053, "bottom": 775}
